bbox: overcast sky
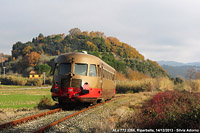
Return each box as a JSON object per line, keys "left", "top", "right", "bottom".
{"left": 0, "top": 0, "right": 200, "bottom": 63}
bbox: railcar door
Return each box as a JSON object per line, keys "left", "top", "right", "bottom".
{"left": 99, "top": 65, "right": 104, "bottom": 98}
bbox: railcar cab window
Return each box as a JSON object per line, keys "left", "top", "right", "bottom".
{"left": 59, "top": 63, "right": 71, "bottom": 75}
{"left": 74, "top": 64, "right": 88, "bottom": 76}
{"left": 89, "top": 64, "right": 97, "bottom": 77}
{"left": 54, "top": 63, "right": 71, "bottom": 75}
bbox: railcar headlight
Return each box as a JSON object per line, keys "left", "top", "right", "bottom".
{"left": 74, "top": 94, "right": 79, "bottom": 96}
{"left": 68, "top": 89, "right": 73, "bottom": 92}
{"left": 81, "top": 80, "right": 84, "bottom": 87}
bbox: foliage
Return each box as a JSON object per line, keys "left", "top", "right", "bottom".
{"left": 116, "top": 78, "right": 174, "bottom": 94}
{"left": 35, "top": 64, "right": 51, "bottom": 74}
{"left": 37, "top": 96, "right": 54, "bottom": 109}
{"left": 23, "top": 52, "right": 40, "bottom": 66}
{"left": 10, "top": 28, "right": 169, "bottom": 79}
{"left": 0, "top": 75, "right": 52, "bottom": 86}
{"left": 0, "top": 75, "right": 27, "bottom": 86}
{"left": 26, "top": 78, "right": 43, "bottom": 86}
{"left": 101, "top": 52, "right": 126, "bottom": 73}
{"left": 126, "top": 58, "right": 169, "bottom": 78}
{"left": 119, "top": 91, "right": 200, "bottom": 129}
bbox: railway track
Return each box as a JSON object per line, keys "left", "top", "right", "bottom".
{"left": 0, "top": 97, "right": 120, "bottom": 133}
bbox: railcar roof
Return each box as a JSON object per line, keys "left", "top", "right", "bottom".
{"left": 55, "top": 53, "right": 115, "bottom": 72}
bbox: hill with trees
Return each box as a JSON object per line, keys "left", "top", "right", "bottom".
{"left": 8, "top": 28, "right": 169, "bottom": 80}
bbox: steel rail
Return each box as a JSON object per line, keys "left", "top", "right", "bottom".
{"left": 33, "top": 97, "right": 120, "bottom": 133}
{"left": 0, "top": 108, "right": 62, "bottom": 130}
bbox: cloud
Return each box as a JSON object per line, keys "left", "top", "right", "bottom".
{"left": 0, "top": 0, "right": 200, "bottom": 62}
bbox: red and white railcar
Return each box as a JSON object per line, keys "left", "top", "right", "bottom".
{"left": 51, "top": 52, "right": 116, "bottom": 104}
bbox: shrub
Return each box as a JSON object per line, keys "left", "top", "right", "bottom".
{"left": 37, "top": 96, "right": 54, "bottom": 109}
{"left": 26, "top": 78, "right": 43, "bottom": 86}
{"left": 119, "top": 91, "right": 200, "bottom": 129}
{"left": 0, "top": 75, "right": 27, "bottom": 86}
{"left": 116, "top": 78, "right": 174, "bottom": 94}
{"left": 188, "top": 80, "right": 200, "bottom": 92}
{"left": 45, "top": 76, "right": 53, "bottom": 85}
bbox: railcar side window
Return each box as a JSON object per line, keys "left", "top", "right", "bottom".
{"left": 74, "top": 64, "right": 88, "bottom": 76}
{"left": 89, "top": 64, "right": 97, "bottom": 76}
{"left": 59, "top": 63, "right": 71, "bottom": 75}
{"left": 97, "top": 65, "right": 101, "bottom": 77}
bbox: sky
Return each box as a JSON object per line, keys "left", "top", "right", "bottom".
{"left": 0, "top": 0, "right": 200, "bottom": 63}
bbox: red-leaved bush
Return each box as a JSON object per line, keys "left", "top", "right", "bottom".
{"left": 119, "top": 91, "right": 200, "bottom": 129}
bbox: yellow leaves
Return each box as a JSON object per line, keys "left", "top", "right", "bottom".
{"left": 107, "top": 37, "right": 120, "bottom": 46}
{"left": 116, "top": 69, "right": 149, "bottom": 81}
{"left": 22, "top": 46, "right": 33, "bottom": 55}
{"left": 80, "top": 31, "right": 89, "bottom": 36}
{"left": 89, "top": 31, "right": 96, "bottom": 37}
{"left": 89, "top": 31, "right": 105, "bottom": 38}
{"left": 126, "top": 68, "right": 149, "bottom": 80}
{"left": 86, "top": 41, "right": 98, "bottom": 51}
{"left": 148, "top": 59, "right": 165, "bottom": 71}
{"left": 116, "top": 71, "right": 127, "bottom": 80}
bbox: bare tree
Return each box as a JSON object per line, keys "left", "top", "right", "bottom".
{"left": 69, "top": 28, "right": 81, "bottom": 36}
{"left": 186, "top": 67, "right": 196, "bottom": 80}
{"left": 186, "top": 67, "right": 197, "bottom": 93}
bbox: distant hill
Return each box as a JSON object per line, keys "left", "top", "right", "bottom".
{"left": 158, "top": 61, "right": 200, "bottom": 79}
{"left": 158, "top": 60, "right": 200, "bottom": 67}
{"left": 158, "top": 61, "right": 186, "bottom": 67}
{"left": 10, "top": 28, "right": 169, "bottom": 79}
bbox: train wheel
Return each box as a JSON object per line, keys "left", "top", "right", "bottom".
{"left": 100, "top": 98, "right": 105, "bottom": 103}
{"left": 58, "top": 99, "right": 65, "bottom": 106}
{"left": 92, "top": 100, "right": 97, "bottom": 105}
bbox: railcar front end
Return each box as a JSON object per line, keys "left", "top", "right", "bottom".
{"left": 51, "top": 53, "right": 115, "bottom": 104}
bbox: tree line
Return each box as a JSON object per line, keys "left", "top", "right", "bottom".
{"left": 9, "top": 28, "right": 169, "bottom": 78}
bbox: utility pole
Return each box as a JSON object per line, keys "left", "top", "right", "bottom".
{"left": 43, "top": 72, "right": 46, "bottom": 85}
{"left": 3, "top": 67, "right": 6, "bottom": 77}
{"left": 1, "top": 56, "right": 3, "bottom": 67}
{"left": 1, "top": 56, "right": 3, "bottom": 76}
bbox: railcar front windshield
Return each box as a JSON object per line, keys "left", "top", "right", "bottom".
{"left": 54, "top": 63, "right": 71, "bottom": 75}
{"left": 74, "top": 64, "right": 88, "bottom": 76}
{"left": 60, "top": 63, "right": 71, "bottom": 75}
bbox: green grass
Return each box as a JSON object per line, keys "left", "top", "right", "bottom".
{"left": 0, "top": 86, "right": 53, "bottom": 109}
{"left": 0, "top": 85, "right": 35, "bottom": 89}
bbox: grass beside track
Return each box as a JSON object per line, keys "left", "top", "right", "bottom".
{"left": 0, "top": 85, "right": 53, "bottom": 109}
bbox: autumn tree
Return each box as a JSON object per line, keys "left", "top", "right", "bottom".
{"left": 22, "top": 46, "right": 33, "bottom": 56}
{"left": 86, "top": 41, "right": 98, "bottom": 51}
{"left": 23, "top": 52, "right": 40, "bottom": 66}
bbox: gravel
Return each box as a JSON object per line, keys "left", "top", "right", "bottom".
{"left": 0, "top": 92, "right": 153, "bottom": 133}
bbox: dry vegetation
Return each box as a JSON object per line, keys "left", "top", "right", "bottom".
{"left": 116, "top": 77, "right": 200, "bottom": 93}
{"left": 114, "top": 78, "right": 200, "bottom": 130}
{"left": 117, "top": 91, "right": 200, "bottom": 129}
{"left": 0, "top": 75, "right": 52, "bottom": 86}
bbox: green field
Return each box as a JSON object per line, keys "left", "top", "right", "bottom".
{"left": 0, "top": 86, "right": 53, "bottom": 109}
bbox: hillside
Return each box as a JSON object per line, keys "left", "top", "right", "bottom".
{"left": 158, "top": 60, "right": 200, "bottom": 67}
{"left": 10, "top": 28, "right": 169, "bottom": 79}
{"left": 161, "top": 65, "right": 200, "bottom": 79}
